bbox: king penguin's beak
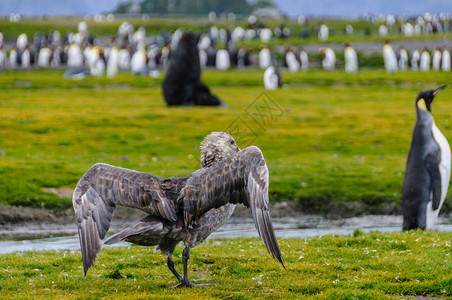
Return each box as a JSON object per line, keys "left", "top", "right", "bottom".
{"left": 433, "top": 84, "right": 447, "bottom": 96}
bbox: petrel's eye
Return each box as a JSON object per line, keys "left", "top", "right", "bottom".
{"left": 230, "top": 140, "right": 234, "bottom": 145}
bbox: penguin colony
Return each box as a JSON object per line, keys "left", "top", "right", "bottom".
{"left": 383, "top": 42, "right": 451, "bottom": 73}
{"left": 1, "top": 11, "right": 451, "bottom": 77}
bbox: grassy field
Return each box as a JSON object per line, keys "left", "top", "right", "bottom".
{"left": 0, "top": 230, "right": 450, "bottom": 299}
{"left": 0, "top": 68, "right": 451, "bottom": 215}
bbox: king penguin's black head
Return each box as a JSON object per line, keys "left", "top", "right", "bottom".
{"left": 416, "top": 84, "right": 447, "bottom": 112}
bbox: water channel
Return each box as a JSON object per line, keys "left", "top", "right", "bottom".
{"left": 1, "top": 214, "right": 451, "bottom": 254}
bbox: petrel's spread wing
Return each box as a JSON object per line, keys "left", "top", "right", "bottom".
{"left": 181, "top": 146, "right": 284, "bottom": 267}
{"left": 73, "top": 163, "right": 184, "bottom": 275}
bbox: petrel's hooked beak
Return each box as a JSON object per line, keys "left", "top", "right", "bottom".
{"left": 433, "top": 84, "right": 447, "bottom": 96}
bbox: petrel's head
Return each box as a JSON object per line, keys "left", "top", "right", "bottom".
{"left": 200, "top": 132, "right": 240, "bottom": 168}
{"left": 416, "top": 84, "right": 447, "bottom": 112}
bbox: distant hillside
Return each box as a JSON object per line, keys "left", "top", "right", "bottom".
{"left": 0, "top": 0, "right": 127, "bottom": 16}
{"left": 273, "top": 0, "right": 451, "bottom": 17}
{"left": 113, "top": 0, "right": 275, "bottom": 15}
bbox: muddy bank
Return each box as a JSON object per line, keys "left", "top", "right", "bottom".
{"left": 0, "top": 206, "right": 70, "bottom": 224}
{"left": 0, "top": 200, "right": 404, "bottom": 225}
{"left": 1, "top": 201, "right": 450, "bottom": 226}
{"left": 0, "top": 201, "right": 305, "bottom": 225}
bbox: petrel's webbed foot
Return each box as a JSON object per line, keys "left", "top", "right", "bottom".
{"left": 174, "top": 278, "right": 216, "bottom": 288}
{"left": 173, "top": 278, "right": 194, "bottom": 288}
{"left": 171, "top": 247, "right": 217, "bottom": 287}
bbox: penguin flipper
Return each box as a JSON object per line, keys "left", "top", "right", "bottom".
{"left": 424, "top": 155, "right": 442, "bottom": 210}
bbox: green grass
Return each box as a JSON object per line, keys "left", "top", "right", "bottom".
{"left": 0, "top": 68, "right": 451, "bottom": 214}
{"left": 0, "top": 231, "right": 450, "bottom": 299}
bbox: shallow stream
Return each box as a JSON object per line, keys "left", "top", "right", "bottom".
{"left": 1, "top": 215, "right": 451, "bottom": 254}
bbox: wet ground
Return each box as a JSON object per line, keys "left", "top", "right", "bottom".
{"left": 0, "top": 205, "right": 450, "bottom": 254}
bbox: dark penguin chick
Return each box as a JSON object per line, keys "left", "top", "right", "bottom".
{"left": 402, "top": 85, "right": 450, "bottom": 230}
{"left": 162, "top": 32, "right": 223, "bottom": 106}
{"left": 72, "top": 132, "right": 284, "bottom": 287}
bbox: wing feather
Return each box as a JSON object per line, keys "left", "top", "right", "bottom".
{"left": 73, "top": 163, "right": 185, "bottom": 275}
{"left": 182, "top": 146, "right": 284, "bottom": 267}
{"left": 104, "top": 216, "right": 166, "bottom": 245}
{"left": 248, "top": 171, "right": 284, "bottom": 267}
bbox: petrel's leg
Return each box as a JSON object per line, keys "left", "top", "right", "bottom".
{"left": 167, "top": 254, "right": 182, "bottom": 282}
{"left": 174, "top": 247, "right": 216, "bottom": 287}
{"left": 181, "top": 247, "right": 193, "bottom": 286}
{"left": 174, "top": 247, "right": 193, "bottom": 287}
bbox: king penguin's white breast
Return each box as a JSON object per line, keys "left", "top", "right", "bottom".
{"left": 426, "top": 122, "right": 451, "bottom": 230}
{"left": 425, "top": 122, "right": 450, "bottom": 230}
{"left": 432, "top": 122, "right": 451, "bottom": 205}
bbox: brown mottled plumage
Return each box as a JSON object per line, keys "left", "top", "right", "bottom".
{"left": 200, "top": 132, "right": 240, "bottom": 167}
{"left": 73, "top": 132, "right": 284, "bottom": 287}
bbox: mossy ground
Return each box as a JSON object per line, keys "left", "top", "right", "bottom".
{"left": 0, "top": 231, "right": 450, "bottom": 299}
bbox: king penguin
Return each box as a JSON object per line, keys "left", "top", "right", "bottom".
{"left": 402, "top": 85, "right": 450, "bottom": 230}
